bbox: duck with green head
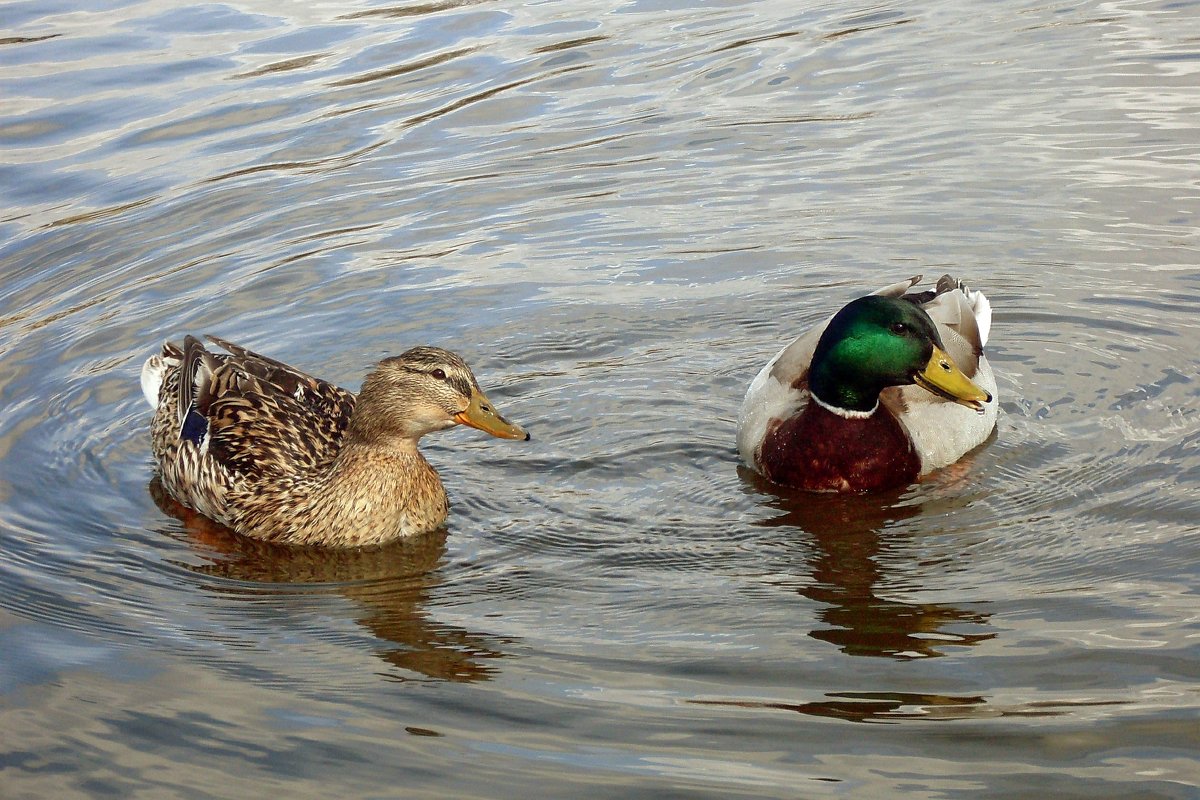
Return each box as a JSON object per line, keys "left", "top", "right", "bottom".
{"left": 737, "top": 275, "right": 997, "bottom": 492}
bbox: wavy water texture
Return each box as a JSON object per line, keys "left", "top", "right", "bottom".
{"left": 1, "top": 0, "right": 1199, "bottom": 797}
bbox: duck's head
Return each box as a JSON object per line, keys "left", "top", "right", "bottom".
{"left": 808, "top": 295, "right": 991, "bottom": 415}
{"left": 353, "top": 347, "right": 529, "bottom": 442}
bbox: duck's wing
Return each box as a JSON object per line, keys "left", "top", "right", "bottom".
{"left": 205, "top": 334, "right": 357, "bottom": 417}
{"left": 178, "top": 336, "right": 356, "bottom": 478}
{"left": 737, "top": 326, "right": 817, "bottom": 469}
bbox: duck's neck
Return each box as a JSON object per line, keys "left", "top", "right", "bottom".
{"left": 809, "top": 391, "right": 878, "bottom": 419}
{"left": 330, "top": 435, "right": 441, "bottom": 499}
{"left": 343, "top": 390, "right": 431, "bottom": 444}
{"left": 808, "top": 358, "right": 885, "bottom": 415}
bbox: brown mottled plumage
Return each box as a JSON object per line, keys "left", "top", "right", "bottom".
{"left": 142, "top": 336, "right": 528, "bottom": 547}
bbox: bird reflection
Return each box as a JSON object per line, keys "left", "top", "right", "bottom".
{"left": 149, "top": 477, "right": 508, "bottom": 682}
{"left": 742, "top": 468, "right": 994, "bottom": 659}
{"left": 691, "top": 691, "right": 992, "bottom": 723}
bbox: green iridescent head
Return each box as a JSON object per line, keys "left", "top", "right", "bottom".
{"left": 808, "top": 295, "right": 990, "bottom": 413}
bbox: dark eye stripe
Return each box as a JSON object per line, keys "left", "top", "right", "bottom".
{"left": 389, "top": 357, "right": 475, "bottom": 397}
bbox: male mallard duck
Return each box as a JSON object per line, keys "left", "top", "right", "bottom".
{"left": 737, "top": 275, "right": 997, "bottom": 492}
{"left": 141, "top": 335, "right": 528, "bottom": 547}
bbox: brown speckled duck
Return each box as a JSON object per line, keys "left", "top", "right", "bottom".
{"left": 737, "top": 275, "right": 998, "bottom": 492}
{"left": 141, "top": 335, "right": 528, "bottom": 547}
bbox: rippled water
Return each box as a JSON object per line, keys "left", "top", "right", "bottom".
{"left": 2, "top": 0, "right": 1199, "bottom": 796}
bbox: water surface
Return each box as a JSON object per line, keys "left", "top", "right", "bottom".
{"left": 2, "top": 0, "right": 1198, "bottom": 797}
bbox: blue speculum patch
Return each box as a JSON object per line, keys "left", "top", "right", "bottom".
{"left": 180, "top": 407, "right": 207, "bottom": 446}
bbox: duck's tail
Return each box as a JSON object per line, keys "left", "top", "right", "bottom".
{"left": 140, "top": 340, "right": 183, "bottom": 410}
{"left": 935, "top": 274, "right": 992, "bottom": 348}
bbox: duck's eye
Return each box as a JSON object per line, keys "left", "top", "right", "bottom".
{"left": 890, "top": 322, "right": 908, "bottom": 334}
{"left": 430, "top": 368, "right": 447, "bottom": 381}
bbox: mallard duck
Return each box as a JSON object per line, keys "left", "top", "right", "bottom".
{"left": 737, "top": 275, "right": 998, "bottom": 492}
{"left": 141, "top": 335, "right": 528, "bottom": 547}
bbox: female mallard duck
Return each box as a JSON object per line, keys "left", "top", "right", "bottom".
{"left": 141, "top": 335, "right": 528, "bottom": 547}
{"left": 737, "top": 275, "right": 998, "bottom": 492}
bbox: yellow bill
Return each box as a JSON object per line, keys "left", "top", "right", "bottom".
{"left": 913, "top": 346, "right": 992, "bottom": 412}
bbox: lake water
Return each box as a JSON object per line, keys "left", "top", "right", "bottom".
{"left": 2, "top": 0, "right": 1198, "bottom": 797}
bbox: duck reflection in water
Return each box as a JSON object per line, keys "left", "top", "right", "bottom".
{"left": 743, "top": 468, "right": 994, "bottom": 660}
{"left": 150, "top": 477, "right": 507, "bottom": 682}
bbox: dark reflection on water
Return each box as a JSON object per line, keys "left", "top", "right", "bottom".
{"left": 745, "top": 468, "right": 995, "bottom": 660}
{"left": 151, "top": 477, "right": 509, "bottom": 682}
{"left": 691, "top": 694, "right": 1130, "bottom": 724}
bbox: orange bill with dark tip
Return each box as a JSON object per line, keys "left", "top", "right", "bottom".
{"left": 454, "top": 389, "right": 529, "bottom": 440}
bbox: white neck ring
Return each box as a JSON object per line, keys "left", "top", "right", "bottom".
{"left": 810, "top": 392, "right": 878, "bottom": 420}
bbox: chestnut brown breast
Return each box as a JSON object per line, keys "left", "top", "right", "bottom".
{"left": 758, "top": 401, "right": 920, "bottom": 492}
